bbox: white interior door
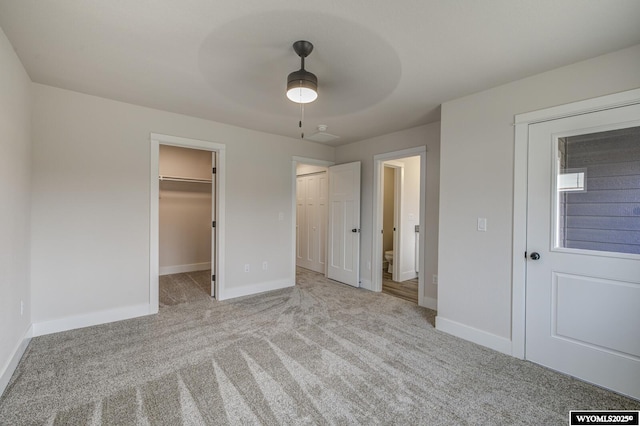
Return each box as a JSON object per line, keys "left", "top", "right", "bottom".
{"left": 296, "top": 173, "right": 327, "bottom": 273}
{"left": 211, "top": 151, "right": 216, "bottom": 298}
{"left": 327, "top": 162, "right": 361, "bottom": 287}
{"left": 526, "top": 103, "right": 640, "bottom": 399}
{"left": 392, "top": 166, "right": 402, "bottom": 282}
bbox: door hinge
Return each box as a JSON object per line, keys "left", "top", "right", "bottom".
{"left": 212, "top": 167, "right": 216, "bottom": 174}
{"left": 212, "top": 221, "right": 216, "bottom": 228}
{"left": 524, "top": 251, "right": 527, "bottom": 259}
{"left": 212, "top": 274, "right": 215, "bottom": 282}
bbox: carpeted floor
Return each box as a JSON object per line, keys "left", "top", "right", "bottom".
{"left": 1, "top": 268, "right": 638, "bottom": 425}
{"left": 159, "top": 270, "right": 212, "bottom": 307}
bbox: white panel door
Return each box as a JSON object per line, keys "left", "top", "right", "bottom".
{"left": 526, "top": 103, "right": 640, "bottom": 399}
{"left": 328, "top": 162, "right": 361, "bottom": 287}
{"left": 296, "top": 173, "right": 328, "bottom": 273}
{"left": 296, "top": 176, "right": 306, "bottom": 267}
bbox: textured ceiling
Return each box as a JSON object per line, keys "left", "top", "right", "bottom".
{"left": 1, "top": 0, "right": 640, "bottom": 145}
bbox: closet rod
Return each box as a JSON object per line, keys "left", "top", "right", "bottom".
{"left": 159, "top": 175, "right": 212, "bottom": 184}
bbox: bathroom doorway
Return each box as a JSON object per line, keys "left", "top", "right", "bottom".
{"left": 373, "top": 147, "right": 426, "bottom": 305}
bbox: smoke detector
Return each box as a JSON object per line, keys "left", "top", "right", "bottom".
{"left": 305, "top": 125, "right": 340, "bottom": 143}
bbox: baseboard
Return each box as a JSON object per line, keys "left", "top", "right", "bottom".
{"left": 159, "top": 262, "right": 211, "bottom": 276}
{"left": 422, "top": 296, "right": 437, "bottom": 311}
{"left": 435, "top": 316, "right": 512, "bottom": 355}
{"left": 220, "top": 278, "right": 294, "bottom": 301}
{"left": 0, "top": 325, "right": 32, "bottom": 398}
{"left": 32, "top": 303, "right": 152, "bottom": 337}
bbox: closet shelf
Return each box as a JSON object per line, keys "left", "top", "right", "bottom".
{"left": 159, "top": 175, "right": 212, "bottom": 184}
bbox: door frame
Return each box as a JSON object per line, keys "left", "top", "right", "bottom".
{"left": 372, "top": 146, "right": 426, "bottom": 305}
{"left": 291, "top": 156, "right": 335, "bottom": 281}
{"left": 511, "top": 87, "right": 640, "bottom": 358}
{"left": 150, "top": 133, "right": 226, "bottom": 312}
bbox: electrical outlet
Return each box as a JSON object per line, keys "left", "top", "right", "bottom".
{"left": 262, "top": 261, "right": 268, "bottom": 271}
{"left": 244, "top": 264, "right": 250, "bottom": 272}
{"left": 20, "top": 301, "right": 24, "bottom": 316}
{"left": 432, "top": 274, "right": 438, "bottom": 285}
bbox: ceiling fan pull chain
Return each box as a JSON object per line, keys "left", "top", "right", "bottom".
{"left": 300, "top": 102, "right": 305, "bottom": 139}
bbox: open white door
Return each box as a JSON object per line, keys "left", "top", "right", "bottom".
{"left": 327, "top": 162, "right": 361, "bottom": 287}
{"left": 526, "top": 103, "right": 640, "bottom": 399}
{"left": 211, "top": 152, "right": 217, "bottom": 298}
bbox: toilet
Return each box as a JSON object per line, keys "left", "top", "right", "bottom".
{"left": 384, "top": 250, "right": 394, "bottom": 273}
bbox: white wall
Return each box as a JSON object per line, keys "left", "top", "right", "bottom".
{"left": 438, "top": 43, "right": 640, "bottom": 352}
{"left": 0, "top": 26, "right": 32, "bottom": 393}
{"left": 335, "top": 122, "right": 440, "bottom": 303}
{"left": 30, "top": 84, "right": 334, "bottom": 328}
{"left": 159, "top": 145, "right": 212, "bottom": 274}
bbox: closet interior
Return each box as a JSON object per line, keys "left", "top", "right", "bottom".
{"left": 158, "top": 145, "right": 215, "bottom": 301}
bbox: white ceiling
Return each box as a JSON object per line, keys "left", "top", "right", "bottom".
{"left": 1, "top": 1, "right": 640, "bottom": 145}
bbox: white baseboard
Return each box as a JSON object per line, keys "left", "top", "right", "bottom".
{"left": 159, "top": 262, "right": 211, "bottom": 276}
{"left": 435, "top": 316, "right": 512, "bottom": 355}
{"left": 220, "top": 278, "right": 294, "bottom": 301}
{"left": 422, "top": 297, "right": 437, "bottom": 311}
{"left": 0, "top": 325, "right": 32, "bottom": 397}
{"left": 32, "top": 303, "right": 152, "bottom": 337}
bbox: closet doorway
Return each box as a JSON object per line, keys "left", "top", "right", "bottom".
{"left": 150, "top": 133, "right": 226, "bottom": 312}
{"left": 158, "top": 145, "right": 214, "bottom": 305}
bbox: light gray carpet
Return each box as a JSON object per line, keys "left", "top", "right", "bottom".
{"left": 1, "top": 268, "right": 638, "bottom": 425}
{"left": 159, "top": 270, "right": 211, "bottom": 307}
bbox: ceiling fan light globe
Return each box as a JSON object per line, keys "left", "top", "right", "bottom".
{"left": 286, "top": 68, "right": 318, "bottom": 104}
{"left": 286, "top": 86, "right": 318, "bottom": 103}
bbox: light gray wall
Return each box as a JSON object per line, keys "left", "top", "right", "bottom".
{"left": 438, "top": 44, "right": 640, "bottom": 345}
{"left": 335, "top": 122, "right": 440, "bottom": 303}
{"left": 0, "top": 26, "right": 31, "bottom": 390}
{"left": 30, "top": 84, "right": 334, "bottom": 324}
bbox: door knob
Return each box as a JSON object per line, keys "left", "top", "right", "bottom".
{"left": 352, "top": 228, "right": 359, "bottom": 233}
{"left": 530, "top": 252, "right": 541, "bottom": 260}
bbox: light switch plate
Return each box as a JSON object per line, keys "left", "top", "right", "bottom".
{"left": 477, "top": 217, "right": 487, "bottom": 232}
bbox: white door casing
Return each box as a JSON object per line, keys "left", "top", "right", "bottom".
{"left": 150, "top": 133, "right": 225, "bottom": 308}
{"left": 525, "top": 103, "right": 640, "bottom": 399}
{"left": 372, "top": 147, "right": 427, "bottom": 306}
{"left": 327, "top": 162, "right": 361, "bottom": 287}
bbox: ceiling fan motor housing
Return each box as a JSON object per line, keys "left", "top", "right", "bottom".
{"left": 286, "top": 40, "right": 318, "bottom": 103}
